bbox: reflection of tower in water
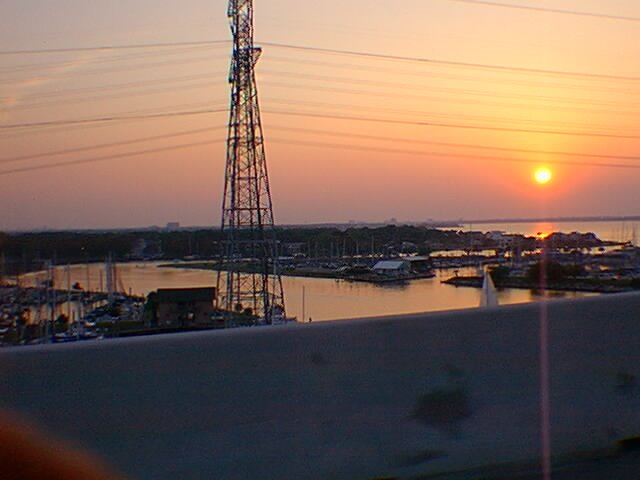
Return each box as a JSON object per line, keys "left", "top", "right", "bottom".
{"left": 105, "top": 255, "right": 115, "bottom": 304}
{"left": 0, "top": 252, "right": 5, "bottom": 286}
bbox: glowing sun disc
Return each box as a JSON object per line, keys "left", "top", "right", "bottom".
{"left": 534, "top": 167, "right": 552, "bottom": 185}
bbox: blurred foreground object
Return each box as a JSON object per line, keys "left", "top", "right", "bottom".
{"left": 0, "top": 411, "right": 123, "bottom": 480}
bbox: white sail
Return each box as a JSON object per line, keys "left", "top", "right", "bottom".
{"left": 480, "top": 266, "right": 499, "bottom": 307}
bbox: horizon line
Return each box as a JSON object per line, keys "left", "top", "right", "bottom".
{"left": 4, "top": 214, "right": 640, "bottom": 234}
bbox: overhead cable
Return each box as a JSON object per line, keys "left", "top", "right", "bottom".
{"left": 0, "top": 140, "right": 224, "bottom": 176}
{"left": 260, "top": 80, "right": 637, "bottom": 118}
{"left": 260, "top": 69, "right": 640, "bottom": 108}
{"left": 0, "top": 55, "right": 225, "bottom": 86}
{"left": 3, "top": 82, "right": 223, "bottom": 112}
{"left": 0, "top": 109, "right": 227, "bottom": 130}
{"left": 264, "top": 110, "right": 640, "bottom": 140}
{"left": 0, "top": 40, "right": 229, "bottom": 56}
{"left": 265, "top": 55, "right": 640, "bottom": 95}
{"left": 0, "top": 44, "right": 219, "bottom": 75}
{"left": 0, "top": 127, "right": 225, "bottom": 164}
{"left": 261, "top": 42, "right": 640, "bottom": 82}
{"left": 445, "top": 0, "right": 640, "bottom": 23}
{"left": 270, "top": 138, "right": 640, "bottom": 170}
{"left": 268, "top": 125, "right": 640, "bottom": 163}
{"left": 262, "top": 98, "right": 630, "bottom": 133}
{"left": 2, "top": 38, "right": 637, "bottom": 82}
{"left": 4, "top": 73, "right": 218, "bottom": 101}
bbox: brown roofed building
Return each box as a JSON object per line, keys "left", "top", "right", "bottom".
{"left": 151, "top": 287, "right": 216, "bottom": 327}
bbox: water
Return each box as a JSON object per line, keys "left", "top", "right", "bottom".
{"left": 21, "top": 262, "right": 591, "bottom": 322}
{"left": 18, "top": 220, "right": 624, "bottom": 322}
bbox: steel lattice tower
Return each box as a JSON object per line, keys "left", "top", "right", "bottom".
{"left": 216, "top": 0, "right": 285, "bottom": 324}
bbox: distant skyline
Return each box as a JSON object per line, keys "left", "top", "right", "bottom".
{"left": 2, "top": 1, "right": 640, "bottom": 230}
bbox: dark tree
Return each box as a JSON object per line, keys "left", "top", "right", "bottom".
{"left": 527, "top": 260, "right": 567, "bottom": 284}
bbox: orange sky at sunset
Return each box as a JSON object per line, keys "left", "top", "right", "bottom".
{"left": 1, "top": 0, "right": 640, "bottom": 230}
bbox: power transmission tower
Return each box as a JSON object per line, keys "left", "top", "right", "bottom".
{"left": 216, "top": 0, "right": 286, "bottom": 324}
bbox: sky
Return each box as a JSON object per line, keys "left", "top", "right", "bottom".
{"left": 1, "top": 0, "right": 640, "bottom": 230}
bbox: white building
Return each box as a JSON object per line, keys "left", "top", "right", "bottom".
{"left": 372, "top": 260, "right": 411, "bottom": 277}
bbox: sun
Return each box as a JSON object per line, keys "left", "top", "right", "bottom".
{"left": 534, "top": 167, "right": 553, "bottom": 185}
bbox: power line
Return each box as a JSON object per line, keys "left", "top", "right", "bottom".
{"left": 0, "top": 44, "right": 219, "bottom": 76}
{"left": 0, "top": 140, "right": 224, "bottom": 176}
{"left": 3, "top": 38, "right": 638, "bottom": 82}
{"left": 4, "top": 38, "right": 638, "bottom": 84}
{"left": 0, "top": 103, "right": 227, "bottom": 138}
{"left": 0, "top": 127, "right": 225, "bottom": 164}
{"left": 266, "top": 54, "right": 640, "bottom": 96}
{"left": 3, "top": 81, "right": 223, "bottom": 113}
{"left": 7, "top": 122, "right": 640, "bottom": 170}
{"left": 2, "top": 130, "right": 638, "bottom": 177}
{"left": 6, "top": 97, "right": 630, "bottom": 140}
{"left": 444, "top": 0, "right": 640, "bottom": 23}
{"left": 4, "top": 73, "right": 218, "bottom": 101}
{"left": 258, "top": 71, "right": 640, "bottom": 111}
{"left": 263, "top": 97, "right": 631, "bottom": 133}
{"left": 6, "top": 82, "right": 636, "bottom": 129}
{"left": 260, "top": 80, "right": 637, "bottom": 119}
{"left": 0, "top": 40, "right": 229, "bottom": 56}
{"left": 264, "top": 110, "right": 640, "bottom": 140}
{"left": 2, "top": 104, "right": 636, "bottom": 141}
{"left": 263, "top": 80, "right": 638, "bottom": 119}
{"left": 0, "top": 109, "right": 227, "bottom": 130}
{"left": 261, "top": 42, "right": 640, "bottom": 82}
{"left": 260, "top": 69, "right": 640, "bottom": 109}
{"left": 0, "top": 54, "right": 225, "bottom": 86}
{"left": 269, "top": 138, "right": 640, "bottom": 170}
{"left": 8, "top": 63, "right": 637, "bottom": 115}
{"left": 9, "top": 117, "right": 638, "bottom": 169}
{"left": 5, "top": 46, "right": 638, "bottom": 104}
{"left": 268, "top": 125, "right": 640, "bottom": 163}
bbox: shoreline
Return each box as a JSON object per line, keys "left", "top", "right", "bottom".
{"left": 158, "top": 262, "right": 436, "bottom": 284}
{"left": 160, "top": 262, "right": 626, "bottom": 294}
{"left": 160, "top": 262, "right": 636, "bottom": 294}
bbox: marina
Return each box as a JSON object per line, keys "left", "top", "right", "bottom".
{"left": 6, "top": 260, "right": 592, "bottom": 323}
{"left": 0, "top": 220, "right": 637, "bottom": 344}
{"left": 2, "top": 0, "right": 640, "bottom": 476}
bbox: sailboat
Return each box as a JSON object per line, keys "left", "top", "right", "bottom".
{"left": 480, "top": 266, "right": 498, "bottom": 308}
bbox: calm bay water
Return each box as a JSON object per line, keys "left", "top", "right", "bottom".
{"left": 24, "top": 263, "right": 590, "bottom": 323}
{"left": 21, "top": 220, "right": 623, "bottom": 322}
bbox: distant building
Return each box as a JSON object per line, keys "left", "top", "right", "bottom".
{"left": 166, "top": 222, "right": 181, "bottom": 232}
{"left": 372, "top": 260, "right": 411, "bottom": 277}
{"left": 149, "top": 287, "right": 216, "bottom": 327}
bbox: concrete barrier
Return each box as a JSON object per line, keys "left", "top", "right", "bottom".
{"left": 2, "top": 293, "right": 640, "bottom": 479}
